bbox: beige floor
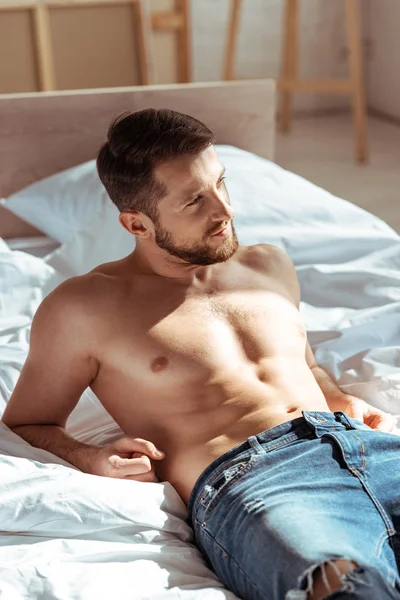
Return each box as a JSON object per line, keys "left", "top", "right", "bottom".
{"left": 275, "top": 114, "right": 400, "bottom": 234}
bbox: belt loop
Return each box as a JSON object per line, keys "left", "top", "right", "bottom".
{"left": 334, "top": 411, "right": 355, "bottom": 429}
{"left": 302, "top": 411, "right": 332, "bottom": 437}
{"left": 247, "top": 435, "right": 265, "bottom": 455}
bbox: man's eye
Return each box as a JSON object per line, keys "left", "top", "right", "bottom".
{"left": 187, "top": 195, "right": 203, "bottom": 207}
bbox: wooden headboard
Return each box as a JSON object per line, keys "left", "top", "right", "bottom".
{"left": 0, "top": 79, "right": 276, "bottom": 238}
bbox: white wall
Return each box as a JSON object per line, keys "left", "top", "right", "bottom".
{"left": 191, "top": 0, "right": 353, "bottom": 113}
{"left": 366, "top": 0, "right": 400, "bottom": 120}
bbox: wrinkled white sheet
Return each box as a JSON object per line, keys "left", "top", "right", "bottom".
{"left": 1, "top": 149, "right": 400, "bottom": 598}
{"left": 0, "top": 423, "right": 236, "bottom": 600}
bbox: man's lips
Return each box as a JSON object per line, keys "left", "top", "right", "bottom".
{"left": 211, "top": 223, "right": 229, "bottom": 236}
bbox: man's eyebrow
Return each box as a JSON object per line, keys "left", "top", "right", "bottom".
{"left": 179, "top": 166, "right": 226, "bottom": 205}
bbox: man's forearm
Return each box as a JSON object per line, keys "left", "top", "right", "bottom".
{"left": 11, "top": 424, "right": 97, "bottom": 472}
{"left": 311, "top": 365, "right": 349, "bottom": 409}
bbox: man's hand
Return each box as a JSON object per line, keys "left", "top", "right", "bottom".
{"left": 307, "top": 361, "right": 396, "bottom": 433}
{"left": 87, "top": 436, "right": 165, "bottom": 482}
{"left": 329, "top": 394, "right": 397, "bottom": 433}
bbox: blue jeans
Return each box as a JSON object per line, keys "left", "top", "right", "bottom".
{"left": 188, "top": 411, "right": 400, "bottom": 599}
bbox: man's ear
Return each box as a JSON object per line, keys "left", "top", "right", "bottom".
{"left": 119, "top": 211, "right": 153, "bottom": 239}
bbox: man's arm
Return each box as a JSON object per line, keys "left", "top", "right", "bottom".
{"left": 2, "top": 277, "right": 165, "bottom": 479}
{"left": 2, "top": 279, "right": 100, "bottom": 470}
{"left": 305, "top": 341, "right": 348, "bottom": 407}
{"left": 305, "top": 330, "right": 396, "bottom": 431}
{"left": 263, "top": 243, "right": 396, "bottom": 432}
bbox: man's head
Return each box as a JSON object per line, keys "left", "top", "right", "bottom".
{"left": 97, "top": 108, "right": 238, "bottom": 266}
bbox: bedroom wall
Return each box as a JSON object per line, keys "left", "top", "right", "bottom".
{"left": 0, "top": 0, "right": 364, "bottom": 114}
{"left": 0, "top": 0, "right": 177, "bottom": 93}
{"left": 364, "top": 0, "right": 400, "bottom": 120}
{"left": 192, "top": 0, "right": 354, "bottom": 113}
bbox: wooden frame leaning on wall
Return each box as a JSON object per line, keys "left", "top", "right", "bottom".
{"left": 223, "top": 0, "right": 368, "bottom": 163}
{"left": 0, "top": 0, "right": 191, "bottom": 90}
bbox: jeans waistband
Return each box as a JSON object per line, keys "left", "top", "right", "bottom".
{"left": 187, "top": 410, "right": 357, "bottom": 519}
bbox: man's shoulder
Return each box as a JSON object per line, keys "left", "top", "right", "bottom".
{"left": 38, "top": 265, "right": 125, "bottom": 321}
{"left": 238, "top": 243, "right": 295, "bottom": 273}
{"left": 64, "top": 257, "right": 131, "bottom": 296}
{"left": 47, "top": 270, "right": 111, "bottom": 301}
{"left": 236, "top": 244, "right": 300, "bottom": 305}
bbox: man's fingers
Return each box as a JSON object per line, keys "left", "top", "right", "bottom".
{"left": 113, "top": 437, "right": 165, "bottom": 459}
{"left": 124, "top": 471, "right": 157, "bottom": 483}
{"left": 109, "top": 454, "right": 151, "bottom": 475}
{"left": 365, "top": 410, "right": 396, "bottom": 433}
{"left": 374, "top": 415, "right": 396, "bottom": 433}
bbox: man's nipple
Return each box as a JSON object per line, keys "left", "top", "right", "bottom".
{"left": 150, "top": 356, "right": 169, "bottom": 373}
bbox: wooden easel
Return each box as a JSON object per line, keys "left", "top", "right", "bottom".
{"left": 0, "top": 0, "right": 191, "bottom": 91}
{"left": 223, "top": 0, "right": 368, "bottom": 163}
{"left": 149, "top": 0, "right": 191, "bottom": 84}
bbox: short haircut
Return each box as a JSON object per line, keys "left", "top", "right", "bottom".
{"left": 97, "top": 108, "right": 215, "bottom": 220}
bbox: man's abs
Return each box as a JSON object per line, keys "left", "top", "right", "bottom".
{"left": 92, "top": 354, "right": 329, "bottom": 505}
{"left": 162, "top": 364, "right": 330, "bottom": 505}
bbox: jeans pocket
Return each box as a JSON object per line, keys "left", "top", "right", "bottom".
{"left": 196, "top": 453, "right": 258, "bottom": 523}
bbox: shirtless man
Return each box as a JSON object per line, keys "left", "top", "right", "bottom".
{"left": 3, "top": 109, "right": 400, "bottom": 600}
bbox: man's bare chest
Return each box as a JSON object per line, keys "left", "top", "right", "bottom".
{"left": 96, "top": 284, "right": 306, "bottom": 382}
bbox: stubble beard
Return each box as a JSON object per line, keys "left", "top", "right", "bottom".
{"left": 154, "top": 220, "right": 239, "bottom": 266}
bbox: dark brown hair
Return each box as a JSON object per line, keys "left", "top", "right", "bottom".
{"left": 97, "top": 108, "right": 215, "bottom": 220}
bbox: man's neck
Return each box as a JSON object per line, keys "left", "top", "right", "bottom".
{"left": 128, "top": 242, "right": 214, "bottom": 285}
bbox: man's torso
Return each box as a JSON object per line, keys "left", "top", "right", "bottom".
{"left": 82, "top": 244, "right": 329, "bottom": 504}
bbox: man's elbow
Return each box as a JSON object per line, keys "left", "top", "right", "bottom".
{"left": 2, "top": 418, "right": 29, "bottom": 432}
{"left": 1, "top": 412, "right": 19, "bottom": 430}
{"left": 2, "top": 415, "right": 57, "bottom": 431}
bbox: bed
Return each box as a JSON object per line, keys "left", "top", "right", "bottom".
{"left": 1, "top": 79, "right": 400, "bottom": 599}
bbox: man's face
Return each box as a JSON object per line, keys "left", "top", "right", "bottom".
{"left": 151, "top": 146, "right": 238, "bottom": 266}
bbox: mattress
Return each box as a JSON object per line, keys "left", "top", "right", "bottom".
{"left": 5, "top": 235, "right": 60, "bottom": 258}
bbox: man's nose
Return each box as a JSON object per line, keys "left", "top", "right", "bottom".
{"left": 210, "top": 194, "right": 234, "bottom": 222}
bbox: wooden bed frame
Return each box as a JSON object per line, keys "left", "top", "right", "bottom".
{"left": 0, "top": 79, "right": 276, "bottom": 238}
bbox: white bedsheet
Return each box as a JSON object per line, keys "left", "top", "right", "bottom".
{"left": 0, "top": 423, "right": 236, "bottom": 599}
{"left": 1, "top": 151, "right": 400, "bottom": 598}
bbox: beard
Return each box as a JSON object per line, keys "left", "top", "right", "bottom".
{"left": 154, "top": 220, "right": 239, "bottom": 266}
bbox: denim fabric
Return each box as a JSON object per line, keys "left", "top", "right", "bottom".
{"left": 188, "top": 411, "right": 400, "bottom": 600}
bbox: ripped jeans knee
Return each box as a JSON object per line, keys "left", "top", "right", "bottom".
{"left": 285, "top": 560, "right": 400, "bottom": 600}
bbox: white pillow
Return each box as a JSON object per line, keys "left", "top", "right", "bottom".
{"left": 45, "top": 202, "right": 135, "bottom": 277}
{"left": 218, "top": 145, "right": 396, "bottom": 234}
{"left": 0, "top": 245, "right": 62, "bottom": 418}
{"left": 2, "top": 160, "right": 108, "bottom": 243}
